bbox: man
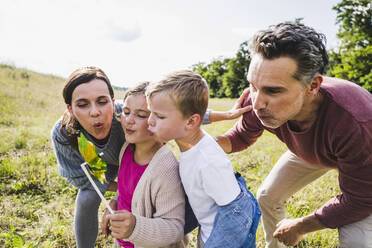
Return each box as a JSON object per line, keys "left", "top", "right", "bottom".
{"left": 215, "top": 23, "right": 372, "bottom": 247}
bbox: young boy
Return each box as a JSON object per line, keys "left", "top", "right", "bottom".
{"left": 146, "top": 70, "right": 261, "bottom": 248}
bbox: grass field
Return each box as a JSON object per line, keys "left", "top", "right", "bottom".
{"left": 0, "top": 65, "right": 340, "bottom": 247}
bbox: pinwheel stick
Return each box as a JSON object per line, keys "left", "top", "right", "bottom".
{"left": 81, "top": 161, "right": 114, "bottom": 214}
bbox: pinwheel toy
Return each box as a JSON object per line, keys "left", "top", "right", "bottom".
{"left": 77, "top": 132, "right": 108, "bottom": 184}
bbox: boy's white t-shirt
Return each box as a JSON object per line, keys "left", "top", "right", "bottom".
{"left": 179, "top": 130, "right": 240, "bottom": 242}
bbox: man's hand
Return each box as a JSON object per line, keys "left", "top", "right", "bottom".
{"left": 273, "top": 215, "right": 325, "bottom": 246}
{"left": 101, "top": 198, "right": 117, "bottom": 236}
{"left": 107, "top": 210, "right": 136, "bottom": 239}
{"left": 273, "top": 218, "right": 305, "bottom": 246}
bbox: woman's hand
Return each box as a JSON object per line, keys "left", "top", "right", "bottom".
{"left": 101, "top": 198, "right": 117, "bottom": 236}
{"left": 107, "top": 209, "right": 136, "bottom": 239}
{"left": 106, "top": 181, "right": 118, "bottom": 192}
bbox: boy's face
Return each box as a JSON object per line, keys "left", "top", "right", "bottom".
{"left": 147, "top": 92, "right": 188, "bottom": 143}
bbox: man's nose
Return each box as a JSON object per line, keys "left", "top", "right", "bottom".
{"left": 252, "top": 91, "right": 267, "bottom": 111}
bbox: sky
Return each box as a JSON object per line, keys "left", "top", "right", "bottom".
{"left": 0, "top": 0, "right": 341, "bottom": 88}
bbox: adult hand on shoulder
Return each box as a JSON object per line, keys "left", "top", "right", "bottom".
{"left": 108, "top": 209, "right": 136, "bottom": 239}
{"left": 273, "top": 218, "right": 305, "bottom": 246}
{"left": 101, "top": 198, "right": 117, "bottom": 236}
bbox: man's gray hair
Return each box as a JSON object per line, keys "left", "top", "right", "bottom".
{"left": 249, "top": 22, "right": 329, "bottom": 86}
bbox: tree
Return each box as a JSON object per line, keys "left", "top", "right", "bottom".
{"left": 222, "top": 41, "right": 251, "bottom": 98}
{"left": 192, "top": 41, "right": 251, "bottom": 98}
{"left": 192, "top": 58, "right": 229, "bottom": 98}
{"left": 328, "top": 0, "right": 372, "bottom": 92}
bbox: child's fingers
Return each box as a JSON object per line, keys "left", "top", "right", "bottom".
{"left": 110, "top": 223, "right": 126, "bottom": 233}
{"left": 101, "top": 212, "right": 111, "bottom": 236}
{"left": 107, "top": 210, "right": 131, "bottom": 221}
{"left": 110, "top": 230, "right": 122, "bottom": 239}
{"left": 237, "top": 88, "right": 250, "bottom": 106}
{"left": 239, "top": 105, "right": 252, "bottom": 114}
{"left": 107, "top": 211, "right": 136, "bottom": 239}
{"left": 109, "top": 220, "right": 132, "bottom": 239}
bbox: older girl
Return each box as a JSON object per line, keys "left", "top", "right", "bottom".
{"left": 101, "top": 82, "right": 186, "bottom": 247}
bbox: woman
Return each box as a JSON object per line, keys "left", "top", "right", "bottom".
{"left": 51, "top": 66, "right": 125, "bottom": 248}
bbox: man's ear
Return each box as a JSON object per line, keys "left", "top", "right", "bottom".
{"left": 307, "top": 75, "right": 323, "bottom": 96}
{"left": 185, "top": 113, "right": 201, "bottom": 130}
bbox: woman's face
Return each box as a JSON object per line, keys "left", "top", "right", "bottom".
{"left": 68, "top": 79, "right": 114, "bottom": 140}
{"left": 121, "top": 94, "right": 154, "bottom": 144}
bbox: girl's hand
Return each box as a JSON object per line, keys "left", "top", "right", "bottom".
{"left": 101, "top": 198, "right": 117, "bottom": 236}
{"left": 107, "top": 210, "right": 136, "bottom": 239}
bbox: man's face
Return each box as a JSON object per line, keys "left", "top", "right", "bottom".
{"left": 147, "top": 92, "right": 188, "bottom": 143}
{"left": 247, "top": 55, "right": 308, "bottom": 129}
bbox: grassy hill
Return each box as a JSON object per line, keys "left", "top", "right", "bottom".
{"left": 0, "top": 65, "right": 340, "bottom": 247}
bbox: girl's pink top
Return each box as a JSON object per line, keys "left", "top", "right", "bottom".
{"left": 117, "top": 146, "right": 148, "bottom": 247}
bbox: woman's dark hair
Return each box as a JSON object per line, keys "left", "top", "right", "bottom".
{"left": 57, "top": 66, "right": 114, "bottom": 147}
{"left": 249, "top": 22, "right": 329, "bottom": 86}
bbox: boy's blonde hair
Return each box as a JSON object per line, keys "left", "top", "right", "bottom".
{"left": 146, "top": 70, "right": 209, "bottom": 120}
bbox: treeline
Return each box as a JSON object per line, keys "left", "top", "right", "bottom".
{"left": 192, "top": 0, "right": 371, "bottom": 98}
{"left": 192, "top": 41, "right": 251, "bottom": 98}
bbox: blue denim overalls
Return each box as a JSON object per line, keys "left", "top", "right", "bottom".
{"left": 204, "top": 173, "right": 261, "bottom": 248}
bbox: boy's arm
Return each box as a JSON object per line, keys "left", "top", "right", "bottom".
{"left": 206, "top": 88, "right": 252, "bottom": 123}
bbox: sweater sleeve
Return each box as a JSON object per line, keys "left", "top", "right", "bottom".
{"left": 126, "top": 148, "right": 185, "bottom": 246}
{"left": 51, "top": 119, "right": 109, "bottom": 193}
{"left": 314, "top": 120, "right": 372, "bottom": 228}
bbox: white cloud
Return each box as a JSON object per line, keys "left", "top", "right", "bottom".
{"left": 107, "top": 21, "right": 142, "bottom": 42}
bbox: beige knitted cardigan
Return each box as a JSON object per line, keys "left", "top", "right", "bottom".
{"left": 118, "top": 143, "right": 187, "bottom": 248}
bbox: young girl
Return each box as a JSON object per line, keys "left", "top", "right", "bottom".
{"left": 101, "top": 82, "right": 186, "bottom": 248}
